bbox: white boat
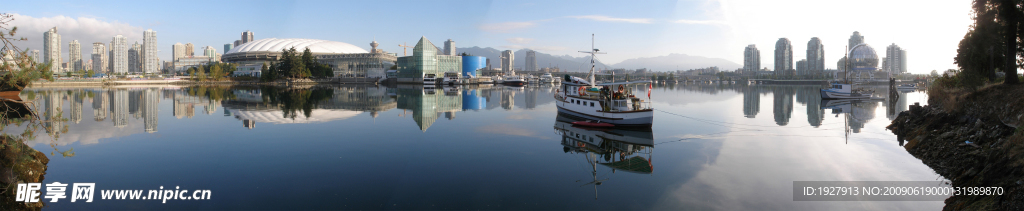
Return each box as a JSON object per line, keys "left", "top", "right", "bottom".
{"left": 503, "top": 75, "right": 526, "bottom": 86}
{"left": 540, "top": 73, "right": 554, "bottom": 83}
{"left": 820, "top": 83, "right": 873, "bottom": 99}
{"left": 442, "top": 72, "right": 460, "bottom": 86}
{"left": 491, "top": 75, "right": 503, "bottom": 84}
{"left": 423, "top": 73, "right": 437, "bottom": 85}
{"left": 554, "top": 34, "right": 654, "bottom": 127}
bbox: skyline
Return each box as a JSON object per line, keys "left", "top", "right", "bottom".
{"left": 7, "top": 0, "right": 972, "bottom": 74}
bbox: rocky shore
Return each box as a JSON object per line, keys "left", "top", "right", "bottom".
{"left": 887, "top": 84, "right": 1024, "bottom": 210}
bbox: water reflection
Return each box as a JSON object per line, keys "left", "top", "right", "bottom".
{"left": 3, "top": 83, "right": 937, "bottom": 210}
{"left": 658, "top": 83, "right": 912, "bottom": 131}
{"left": 554, "top": 114, "right": 653, "bottom": 199}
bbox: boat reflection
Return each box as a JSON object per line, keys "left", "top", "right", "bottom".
{"left": 553, "top": 114, "right": 653, "bottom": 199}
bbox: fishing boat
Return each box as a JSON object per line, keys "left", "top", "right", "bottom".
{"left": 821, "top": 44, "right": 874, "bottom": 99}
{"left": 554, "top": 34, "right": 653, "bottom": 127}
{"left": 821, "top": 83, "right": 873, "bottom": 99}
{"left": 503, "top": 75, "right": 526, "bottom": 86}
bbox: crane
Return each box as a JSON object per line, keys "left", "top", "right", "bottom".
{"left": 398, "top": 42, "right": 413, "bottom": 56}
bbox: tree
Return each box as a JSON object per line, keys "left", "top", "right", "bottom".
{"left": 87, "top": 69, "right": 94, "bottom": 78}
{"left": 210, "top": 65, "right": 222, "bottom": 81}
{"left": 197, "top": 67, "right": 206, "bottom": 80}
{"left": 188, "top": 67, "right": 196, "bottom": 80}
{"left": 959, "top": 0, "right": 1022, "bottom": 85}
{"left": 931, "top": 70, "right": 940, "bottom": 78}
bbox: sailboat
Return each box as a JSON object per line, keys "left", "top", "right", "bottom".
{"left": 821, "top": 44, "right": 873, "bottom": 99}
{"left": 554, "top": 34, "right": 654, "bottom": 127}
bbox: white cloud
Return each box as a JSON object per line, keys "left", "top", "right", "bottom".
{"left": 506, "top": 37, "right": 534, "bottom": 44}
{"left": 674, "top": 19, "right": 727, "bottom": 25}
{"left": 480, "top": 21, "right": 536, "bottom": 33}
{"left": 526, "top": 46, "right": 567, "bottom": 52}
{"left": 569, "top": 15, "right": 652, "bottom": 24}
{"left": 7, "top": 14, "right": 145, "bottom": 63}
{"left": 499, "top": 45, "right": 524, "bottom": 50}
{"left": 499, "top": 45, "right": 566, "bottom": 52}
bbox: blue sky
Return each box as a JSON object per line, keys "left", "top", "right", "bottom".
{"left": 8, "top": 0, "right": 972, "bottom": 73}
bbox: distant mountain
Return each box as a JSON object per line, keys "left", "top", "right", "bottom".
{"left": 610, "top": 53, "right": 742, "bottom": 72}
{"left": 457, "top": 47, "right": 609, "bottom": 72}
{"left": 457, "top": 47, "right": 740, "bottom": 72}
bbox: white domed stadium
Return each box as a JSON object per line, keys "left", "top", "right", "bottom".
{"left": 222, "top": 38, "right": 368, "bottom": 64}
{"left": 223, "top": 38, "right": 397, "bottom": 78}
{"left": 226, "top": 38, "right": 368, "bottom": 55}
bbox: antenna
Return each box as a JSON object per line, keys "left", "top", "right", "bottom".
{"left": 578, "top": 34, "right": 606, "bottom": 86}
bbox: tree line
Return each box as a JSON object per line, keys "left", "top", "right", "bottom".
{"left": 260, "top": 47, "right": 332, "bottom": 82}
{"left": 952, "top": 0, "right": 1023, "bottom": 88}
{"left": 187, "top": 62, "right": 237, "bottom": 81}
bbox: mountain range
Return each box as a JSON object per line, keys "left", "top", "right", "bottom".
{"left": 456, "top": 47, "right": 741, "bottom": 72}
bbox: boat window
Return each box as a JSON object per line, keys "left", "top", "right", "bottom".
{"left": 590, "top": 102, "right": 594, "bottom": 107}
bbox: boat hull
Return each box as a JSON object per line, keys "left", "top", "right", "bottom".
{"left": 556, "top": 105, "right": 653, "bottom": 127}
{"left": 820, "top": 89, "right": 871, "bottom": 99}
{"left": 503, "top": 80, "right": 526, "bottom": 86}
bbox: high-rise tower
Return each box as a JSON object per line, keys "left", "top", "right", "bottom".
{"left": 242, "top": 30, "right": 254, "bottom": 44}
{"left": 112, "top": 35, "right": 128, "bottom": 73}
{"left": 743, "top": 44, "right": 760, "bottom": 74}
{"left": 525, "top": 50, "right": 537, "bottom": 72}
{"left": 501, "top": 50, "right": 514, "bottom": 75}
{"left": 806, "top": 37, "right": 824, "bottom": 76}
{"left": 43, "top": 27, "right": 61, "bottom": 72}
{"left": 774, "top": 38, "right": 793, "bottom": 77}
{"left": 143, "top": 29, "right": 157, "bottom": 73}
{"left": 69, "top": 40, "right": 82, "bottom": 72}
{"left": 443, "top": 39, "right": 455, "bottom": 55}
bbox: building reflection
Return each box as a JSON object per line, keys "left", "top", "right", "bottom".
{"left": 742, "top": 85, "right": 760, "bottom": 118}
{"left": 21, "top": 84, "right": 562, "bottom": 139}
{"left": 92, "top": 90, "right": 108, "bottom": 121}
{"left": 44, "top": 90, "right": 64, "bottom": 135}
{"left": 772, "top": 86, "right": 793, "bottom": 126}
{"left": 501, "top": 87, "right": 516, "bottom": 110}
{"left": 396, "top": 85, "right": 462, "bottom": 131}
{"left": 144, "top": 88, "right": 159, "bottom": 133}
{"left": 553, "top": 114, "right": 653, "bottom": 199}
{"left": 71, "top": 91, "right": 82, "bottom": 123}
{"left": 795, "top": 86, "right": 824, "bottom": 127}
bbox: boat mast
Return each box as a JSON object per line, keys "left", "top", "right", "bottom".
{"left": 590, "top": 34, "right": 596, "bottom": 86}
{"left": 579, "top": 34, "right": 604, "bottom": 86}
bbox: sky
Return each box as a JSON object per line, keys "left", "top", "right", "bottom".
{"left": 5, "top": 0, "right": 973, "bottom": 74}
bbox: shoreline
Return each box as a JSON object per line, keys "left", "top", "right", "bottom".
{"left": 887, "top": 84, "right": 1024, "bottom": 210}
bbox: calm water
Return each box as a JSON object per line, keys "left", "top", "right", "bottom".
{"left": 6, "top": 83, "right": 941, "bottom": 210}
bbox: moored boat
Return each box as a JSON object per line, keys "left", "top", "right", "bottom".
{"left": 820, "top": 83, "right": 873, "bottom": 99}
{"left": 503, "top": 75, "right": 526, "bottom": 86}
{"left": 554, "top": 34, "right": 653, "bottom": 127}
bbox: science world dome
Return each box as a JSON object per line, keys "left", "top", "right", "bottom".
{"left": 847, "top": 44, "right": 878, "bottom": 71}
